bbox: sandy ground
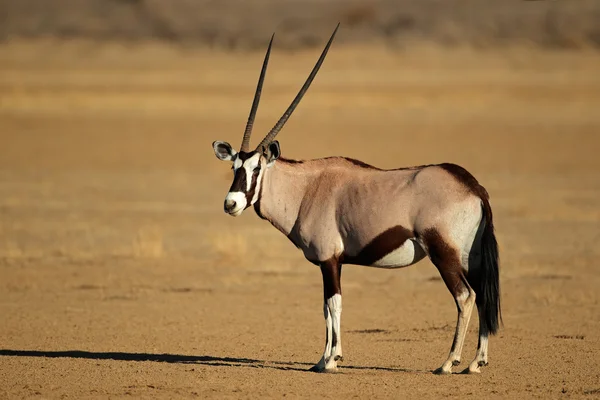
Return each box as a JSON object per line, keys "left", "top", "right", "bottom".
{"left": 0, "top": 40, "right": 599, "bottom": 399}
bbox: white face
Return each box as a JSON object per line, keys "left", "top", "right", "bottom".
{"left": 224, "top": 152, "right": 265, "bottom": 217}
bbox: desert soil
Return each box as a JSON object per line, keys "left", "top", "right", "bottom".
{"left": 0, "top": 41, "right": 599, "bottom": 399}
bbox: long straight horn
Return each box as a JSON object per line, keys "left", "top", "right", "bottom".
{"left": 256, "top": 23, "right": 340, "bottom": 152}
{"left": 240, "top": 33, "right": 275, "bottom": 152}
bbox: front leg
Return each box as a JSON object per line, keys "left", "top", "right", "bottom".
{"left": 310, "top": 259, "right": 343, "bottom": 372}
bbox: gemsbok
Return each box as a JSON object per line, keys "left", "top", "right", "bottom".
{"left": 212, "top": 24, "right": 501, "bottom": 374}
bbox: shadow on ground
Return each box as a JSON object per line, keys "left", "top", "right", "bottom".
{"left": 0, "top": 349, "right": 424, "bottom": 374}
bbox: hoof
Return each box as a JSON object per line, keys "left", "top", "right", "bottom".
{"left": 308, "top": 364, "right": 323, "bottom": 373}
{"left": 433, "top": 367, "right": 451, "bottom": 375}
{"left": 463, "top": 366, "right": 481, "bottom": 374}
{"left": 308, "top": 365, "right": 337, "bottom": 373}
{"left": 464, "top": 360, "right": 488, "bottom": 374}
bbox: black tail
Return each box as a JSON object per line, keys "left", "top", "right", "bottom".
{"left": 467, "top": 199, "right": 502, "bottom": 336}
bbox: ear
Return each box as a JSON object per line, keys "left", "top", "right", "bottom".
{"left": 213, "top": 141, "right": 237, "bottom": 161}
{"left": 264, "top": 140, "right": 281, "bottom": 165}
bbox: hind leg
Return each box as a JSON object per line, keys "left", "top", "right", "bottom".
{"left": 423, "top": 229, "right": 476, "bottom": 375}
{"left": 466, "top": 306, "right": 489, "bottom": 373}
{"left": 435, "top": 274, "right": 475, "bottom": 375}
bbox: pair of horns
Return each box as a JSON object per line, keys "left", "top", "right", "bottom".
{"left": 240, "top": 23, "right": 340, "bottom": 153}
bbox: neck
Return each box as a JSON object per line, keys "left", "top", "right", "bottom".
{"left": 253, "top": 158, "right": 317, "bottom": 236}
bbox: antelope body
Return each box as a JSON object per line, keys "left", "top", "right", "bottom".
{"left": 212, "top": 25, "right": 501, "bottom": 374}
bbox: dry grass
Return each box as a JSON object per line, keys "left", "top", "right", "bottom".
{"left": 132, "top": 225, "right": 164, "bottom": 258}
{"left": 210, "top": 230, "right": 251, "bottom": 264}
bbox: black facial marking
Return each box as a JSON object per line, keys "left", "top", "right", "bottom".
{"left": 253, "top": 184, "right": 265, "bottom": 219}
{"left": 244, "top": 163, "right": 261, "bottom": 208}
{"left": 229, "top": 165, "right": 247, "bottom": 193}
{"left": 228, "top": 151, "right": 263, "bottom": 210}
{"left": 229, "top": 151, "right": 254, "bottom": 193}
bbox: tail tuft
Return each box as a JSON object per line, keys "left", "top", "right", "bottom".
{"left": 468, "top": 200, "right": 502, "bottom": 336}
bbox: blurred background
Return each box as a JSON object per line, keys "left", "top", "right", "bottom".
{"left": 3, "top": 0, "right": 600, "bottom": 49}
{"left": 1, "top": 1, "right": 599, "bottom": 398}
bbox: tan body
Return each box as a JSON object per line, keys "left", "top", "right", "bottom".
{"left": 247, "top": 155, "right": 498, "bottom": 374}
{"left": 256, "top": 157, "right": 481, "bottom": 268}
{"left": 212, "top": 25, "right": 500, "bottom": 374}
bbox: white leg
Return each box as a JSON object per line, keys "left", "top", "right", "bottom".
{"left": 467, "top": 307, "right": 489, "bottom": 374}
{"left": 424, "top": 229, "right": 477, "bottom": 375}
{"left": 311, "top": 260, "right": 342, "bottom": 372}
{"left": 324, "top": 294, "right": 342, "bottom": 370}
{"left": 312, "top": 302, "right": 333, "bottom": 371}
{"left": 435, "top": 288, "right": 476, "bottom": 374}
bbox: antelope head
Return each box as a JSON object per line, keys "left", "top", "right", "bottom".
{"left": 213, "top": 24, "right": 339, "bottom": 216}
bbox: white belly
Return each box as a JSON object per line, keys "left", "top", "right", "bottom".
{"left": 371, "top": 239, "right": 425, "bottom": 269}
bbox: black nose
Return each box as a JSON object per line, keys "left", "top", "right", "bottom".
{"left": 224, "top": 199, "right": 237, "bottom": 213}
